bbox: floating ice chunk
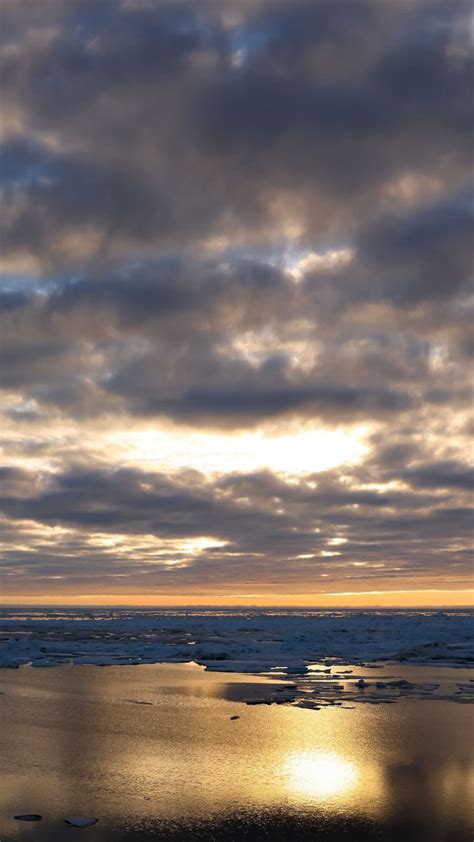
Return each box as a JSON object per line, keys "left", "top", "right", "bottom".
{"left": 245, "top": 699, "right": 271, "bottom": 705}
{"left": 126, "top": 699, "right": 153, "bottom": 705}
{"left": 14, "top": 814, "right": 42, "bottom": 821}
{"left": 64, "top": 816, "right": 98, "bottom": 827}
{"left": 295, "top": 700, "right": 321, "bottom": 710}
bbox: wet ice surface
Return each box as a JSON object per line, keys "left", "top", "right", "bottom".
{"left": 0, "top": 607, "right": 473, "bottom": 705}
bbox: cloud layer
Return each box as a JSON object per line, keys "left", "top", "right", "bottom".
{"left": 0, "top": 0, "right": 472, "bottom": 601}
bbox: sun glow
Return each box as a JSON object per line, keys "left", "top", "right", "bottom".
{"left": 283, "top": 751, "right": 359, "bottom": 801}
{"left": 108, "top": 424, "right": 368, "bottom": 476}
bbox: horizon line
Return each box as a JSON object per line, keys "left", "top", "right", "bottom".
{"left": 1, "top": 602, "right": 473, "bottom": 610}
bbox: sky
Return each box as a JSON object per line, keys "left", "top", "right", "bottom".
{"left": 0, "top": 0, "right": 473, "bottom": 607}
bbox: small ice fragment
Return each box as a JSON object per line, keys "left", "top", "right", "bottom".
{"left": 14, "top": 814, "right": 42, "bottom": 821}
{"left": 126, "top": 699, "right": 153, "bottom": 705}
{"left": 386, "top": 679, "right": 413, "bottom": 688}
{"left": 230, "top": 715, "right": 240, "bottom": 720}
{"left": 64, "top": 816, "right": 98, "bottom": 827}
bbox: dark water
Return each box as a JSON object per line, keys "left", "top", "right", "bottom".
{"left": 0, "top": 663, "right": 473, "bottom": 841}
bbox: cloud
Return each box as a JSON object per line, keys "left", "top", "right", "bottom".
{"left": 0, "top": 459, "right": 471, "bottom": 594}
{"left": 359, "top": 190, "right": 473, "bottom": 305}
{"left": 1, "top": 0, "right": 471, "bottom": 271}
{"left": 403, "top": 461, "right": 474, "bottom": 491}
{"left": 0, "top": 0, "right": 472, "bottom": 598}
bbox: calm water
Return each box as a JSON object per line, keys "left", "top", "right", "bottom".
{"left": 0, "top": 663, "right": 473, "bottom": 841}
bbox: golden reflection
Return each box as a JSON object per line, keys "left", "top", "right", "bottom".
{"left": 282, "top": 751, "right": 358, "bottom": 802}
{"left": 1, "top": 665, "right": 474, "bottom": 840}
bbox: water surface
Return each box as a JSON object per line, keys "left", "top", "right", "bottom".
{"left": 0, "top": 663, "right": 472, "bottom": 841}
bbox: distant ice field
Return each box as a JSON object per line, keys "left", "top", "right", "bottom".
{"left": 1, "top": 608, "right": 472, "bottom": 706}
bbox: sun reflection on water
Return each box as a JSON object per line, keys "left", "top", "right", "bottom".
{"left": 282, "top": 751, "right": 359, "bottom": 802}
{"left": 1, "top": 664, "right": 474, "bottom": 841}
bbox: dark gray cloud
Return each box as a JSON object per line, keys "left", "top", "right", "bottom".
{"left": 359, "top": 190, "right": 473, "bottom": 305}
{"left": 0, "top": 137, "right": 167, "bottom": 267}
{"left": 403, "top": 461, "right": 474, "bottom": 491}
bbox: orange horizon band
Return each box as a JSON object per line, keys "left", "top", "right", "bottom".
{"left": 0, "top": 589, "right": 473, "bottom": 608}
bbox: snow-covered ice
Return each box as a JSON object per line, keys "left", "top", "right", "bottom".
{"left": 0, "top": 607, "right": 472, "bottom": 705}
